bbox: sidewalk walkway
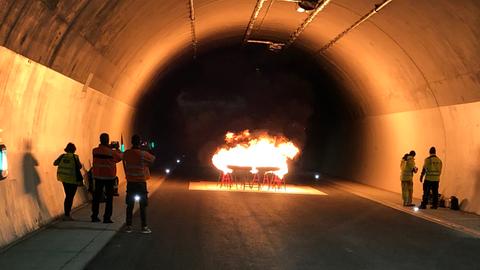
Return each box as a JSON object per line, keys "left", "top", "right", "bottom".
{"left": 0, "top": 178, "right": 164, "bottom": 270}
{"left": 325, "top": 177, "right": 480, "bottom": 238}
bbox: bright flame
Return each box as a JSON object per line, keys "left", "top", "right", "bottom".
{"left": 212, "top": 130, "right": 299, "bottom": 178}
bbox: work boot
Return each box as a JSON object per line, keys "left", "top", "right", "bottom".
{"left": 91, "top": 217, "right": 101, "bottom": 222}
{"left": 62, "top": 215, "right": 74, "bottom": 221}
{"left": 419, "top": 204, "right": 427, "bottom": 209}
{"left": 141, "top": 226, "right": 152, "bottom": 234}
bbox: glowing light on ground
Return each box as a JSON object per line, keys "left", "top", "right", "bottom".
{"left": 212, "top": 130, "right": 299, "bottom": 178}
{"left": 189, "top": 181, "right": 327, "bottom": 196}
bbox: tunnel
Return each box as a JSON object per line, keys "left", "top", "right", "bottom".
{"left": 1, "top": 0, "right": 480, "bottom": 249}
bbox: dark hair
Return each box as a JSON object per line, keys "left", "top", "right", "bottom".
{"left": 429, "top": 146, "right": 436, "bottom": 154}
{"left": 409, "top": 150, "right": 416, "bottom": 157}
{"left": 402, "top": 153, "right": 409, "bottom": 160}
{"left": 64, "top": 143, "right": 76, "bottom": 153}
{"left": 131, "top": 134, "right": 141, "bottom": 146}
{"left": 100, "top": 133, "right": 109, "bottom": 145}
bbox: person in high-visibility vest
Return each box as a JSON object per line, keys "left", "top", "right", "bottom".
{"left": 400, "top": 150, "right": 418, "bottom": 207}
{"left": 54, "top": 143, "right": 82, "bottom": 221}
{"left": 419, "top": 147, "right": 443, "bottom": 209}
{"left": 123, "top": 134, "right": 155, "bottom": 234}
{"left": 91, "top": 133, "right": 123, "bottom": 223}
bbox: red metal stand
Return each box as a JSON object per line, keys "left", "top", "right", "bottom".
{"left": 262, "top": 173, "right": 271, "bottom": 189}
{"left": 251, "top": 173, "right": 260, "bottom": 190}
{"left": 271, "top": 175, "right": 286, "bottom": 191}
{"left": 220, "top": 172, "right": 233, "bottom": 188}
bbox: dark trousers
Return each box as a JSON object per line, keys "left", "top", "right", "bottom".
{"left": 126, "top": 182, "right": 148, "bottom": 227}
{"left": 421, "top": 180, "right": 439, "bottom": 207}
{"left": 62, "top": 182, "right": 78, "bottom": 216}
{"left": 91, "top": 179, "right": 115, "bottom": 220}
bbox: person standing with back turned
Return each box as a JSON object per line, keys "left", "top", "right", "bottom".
{"left": 54, "top": 143, "right": 83, "bottom": 221}
{"left": 400, "top": 151, "right": 417, "bottom": 207}
{"left": 419, "top": 146, "right": 443, "bottom": 209}
{"left": 123, "top": 134, "right": 155, "bottom": 233}
{"left": 91, "top": 133, "right": 123, "bottom": 223}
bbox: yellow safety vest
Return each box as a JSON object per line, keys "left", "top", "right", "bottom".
{"left": 423, "top": 155, "right": 442, "bottom": 181}
{"left": 57, "top": 153, "right": 78, "bottom": 184}
{"left": 400, "top": 156, "right": 415, "bottom": 181}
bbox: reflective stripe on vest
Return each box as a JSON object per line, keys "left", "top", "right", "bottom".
{"left": 92, "top": 146, "right": 117, "bottom": 179}
{"left": 400, "top": 157, "right": 415, "bottom": 181}
{"left": 424, "top": 155, "right": 442, "bottom": 181}
{"left": 125, "top": 151, "right": 146, "bottom": 178}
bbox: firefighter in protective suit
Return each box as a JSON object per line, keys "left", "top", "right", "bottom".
{"left": 400, "top": 150, "right": 417, "bottom": 206}
{"left": 123, "top": 134, "right": 155, "bottom": 234}
{"left": 419, "top": 147, "right": 443, "bottom": 209}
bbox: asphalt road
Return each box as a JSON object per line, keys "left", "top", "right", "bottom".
{"left": 86, "top": 179, "right": 480, "bottom": 270}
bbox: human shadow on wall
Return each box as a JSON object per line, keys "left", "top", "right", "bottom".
{"left": 22, "top": 140, "right": 50, "bottom": 225}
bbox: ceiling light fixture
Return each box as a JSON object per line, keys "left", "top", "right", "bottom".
{"left": 298, "top": 0, "right": 323, "bottom": 11}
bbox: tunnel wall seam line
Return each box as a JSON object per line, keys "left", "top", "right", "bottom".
{"left": 0, "top": 45, "right": 135, "bottom": 110}
{"left": 0, "top": 1, "right": 16, "bottom": 37}
{"left": 364, "top": 20, "right": 448, "bottom": 172}
{"left": 46, "top": 0, "right": 91, "bottom": 67}
{"left": 2, "top": 1, "right": 28, "bottom": 46}
{"left": 318, "top": 2, "right": 449, "bottom": 169}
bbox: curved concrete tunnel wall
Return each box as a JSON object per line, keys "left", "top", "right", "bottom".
{"left": 0, "top": 0, "right": 480, "bottom": 247}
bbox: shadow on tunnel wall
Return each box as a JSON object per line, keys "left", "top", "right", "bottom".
{"left": 22, "top": 139, "right": 50, "bottom": 224}
{"left": 133, "top": 42, "right": 366, "bottom": 181}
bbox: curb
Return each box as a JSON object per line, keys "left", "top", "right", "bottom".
{"left": 326, "top": 179, "right": 480, "bottom": 239}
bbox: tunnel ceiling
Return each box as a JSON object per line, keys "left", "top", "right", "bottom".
{"left": 1, "top": 0, "right": 479, "bottom": 116}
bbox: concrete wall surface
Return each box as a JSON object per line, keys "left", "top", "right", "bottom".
{"left": 317, "top": 102, "right": 480, "bottom": 214}
{"left": 0, "top": 46, "right": 134, "bottom": 248}
{"left": 0, "top": 0, "right": 480, "bottom": 247}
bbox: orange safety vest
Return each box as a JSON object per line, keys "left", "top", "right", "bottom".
{"left": 92, "top": 145, "right": 123, "bottom": 179}
{"left": 123, "top": 148, "right": 155, "bottom": 182}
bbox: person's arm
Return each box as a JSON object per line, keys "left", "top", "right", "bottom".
{"left": 112, "top": 150, "right": 123, "bottom": 163}
{"left": 53, "top": 154, "right": 64, "bottom": 166}
{"left": 74, "top": 155, "right": 83, "bottom": 169}
{"left": 143, "top": 151, "right": 156, "bottom": 165}
{"left": 420, "top": 161, "right": 426, "bottom": 182}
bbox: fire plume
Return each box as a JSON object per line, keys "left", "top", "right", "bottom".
{"left": 212, "top": 130, "right": 299, "bottom": 178}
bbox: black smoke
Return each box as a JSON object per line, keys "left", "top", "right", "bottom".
{"left": 134, "top": 44, "right": 359, "bottom": 174}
